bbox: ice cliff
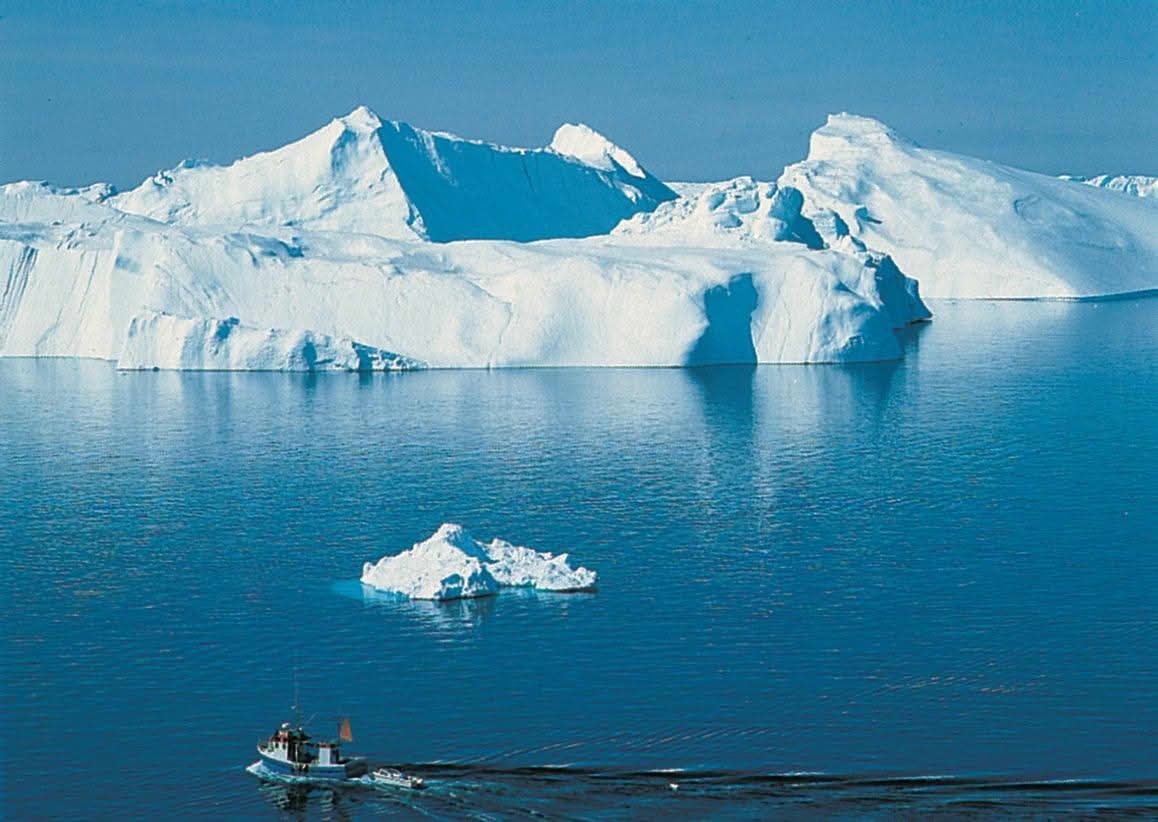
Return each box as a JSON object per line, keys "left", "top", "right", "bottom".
{"left": 0, "top": 106, "right": 931, "bottom": 368}
{"left": 118, "top": 311, "right": 422, "bottom": 372}
{"left": 0, "top": 214, "right": 928, "bottom": 366}
{"left": 779, "top": 114, "right": 1158, "bottom": 299}
{"left": 360, "top": 523, "right": 597, "bottom": 600}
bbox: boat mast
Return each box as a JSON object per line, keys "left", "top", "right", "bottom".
{"left": 292, "top": 669, "right": 302, "bottom": 730}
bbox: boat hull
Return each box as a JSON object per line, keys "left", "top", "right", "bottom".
{"left": 256, "top": 750, "right": 367, "bottom": 780}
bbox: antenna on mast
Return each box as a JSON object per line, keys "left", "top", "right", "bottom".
{"left": 292, "top": 657, "right": 302, "bottom": 729}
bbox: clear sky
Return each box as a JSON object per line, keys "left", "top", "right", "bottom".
{"left": 2, "top": 0, "right": 1155, "bottom": 188}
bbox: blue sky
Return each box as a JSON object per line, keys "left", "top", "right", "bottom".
{"left": 2, "top": 0, "right": 1155, "bottom": 188}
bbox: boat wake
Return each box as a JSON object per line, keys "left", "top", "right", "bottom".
{"left": 247, "top": 760, "right": 1158, "bottom": 818}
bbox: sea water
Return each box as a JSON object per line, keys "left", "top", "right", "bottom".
{"left": 2, "top": 299, "right": 1156, "bottom": 818}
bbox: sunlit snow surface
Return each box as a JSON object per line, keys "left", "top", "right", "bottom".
{"left": 106, "top": 105, "right": 677, "bottom": 242}
{"left": 361, "top": 524, "right": 597, "bottom": 601}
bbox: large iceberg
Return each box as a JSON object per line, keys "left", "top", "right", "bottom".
{"left": 779, "top": 114, "right": 1158, "bottom": 299}
{"left": 0, "top": 106, "right": 930, "bottom": 368}
{"left": 360, "top": 524, "right": 597, "bottom": 601}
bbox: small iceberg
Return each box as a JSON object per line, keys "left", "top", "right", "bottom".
{"left": 360, "top": 524, "right": 597, "bottom": 601}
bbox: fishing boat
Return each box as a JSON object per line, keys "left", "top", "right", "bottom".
{"left": 370, "top": 767, "right": 426, "bottom": 790}
{"left": 253, "top": 717, "right": 368, "bottom": 781}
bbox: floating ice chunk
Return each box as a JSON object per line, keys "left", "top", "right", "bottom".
{"left": 361, "top": 525, "right": 499, "bottom": 601}
{"left": 360, "top": 524, "right": 596, "bottom": 601}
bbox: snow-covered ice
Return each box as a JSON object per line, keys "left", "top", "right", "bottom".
{"left": 613, "top": 177, "right": 824, "bottom": 248}
{"left": 0, "top": 181, "right": 119, "bottom": 224}
{"left": 779, "top": 114, "right": 1158, "bottom": 299}
{"left": 110, "top": 106, "right": 676, "bottom": 242}
{"left": 360, "top": 524, "right": 597, "bottom": 601}
{"left": 548, "top": 123, "right": 675, "bottom": 204}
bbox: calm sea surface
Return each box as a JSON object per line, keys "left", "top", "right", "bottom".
{"left": 2, "top": 299, "right": 1157, "bottom": 819}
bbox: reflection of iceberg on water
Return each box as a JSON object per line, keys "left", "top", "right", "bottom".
{"left": 358, "top": 584, "right": 500, "bottom": 632}
{"left": 360, "top": 523, "right": 597, "bottom": 601}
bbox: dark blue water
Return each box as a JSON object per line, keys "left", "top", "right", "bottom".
{"left": 3, "top": 300, "right": 1157, "bottom": 819}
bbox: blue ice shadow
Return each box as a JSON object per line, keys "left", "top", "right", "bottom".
{"left": 686, "top": 273, "right": 758, "bottom": 366}
{"left": 376, "top": 122, "right": 675, "bottom": 242}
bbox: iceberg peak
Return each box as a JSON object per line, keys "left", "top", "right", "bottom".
{"left": 337, "top": 104, "right": 384, "bottom": 134}
{"left": 427, "top": 522, "right": 491, "bottom": 559}
{"left": 822, "top": 113, "right": 900, "bottom": 137}
{"left": 809, "top": 113, "right": 915, "bottom": 157}
{"left": 105, "top": 103, "right": 413, "bottom": 236}
{"left": 550, "top": 122, "right": 647, "bottom": 179}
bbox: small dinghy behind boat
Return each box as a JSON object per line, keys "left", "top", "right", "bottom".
{"left": 371, "top": 767, "right": 426, "bottom": 790}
